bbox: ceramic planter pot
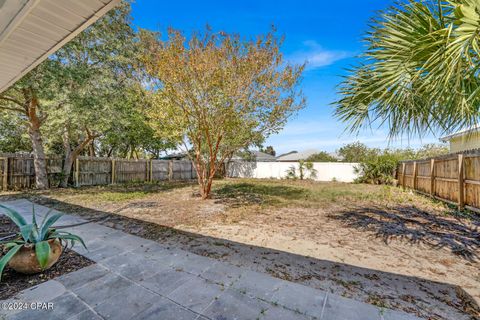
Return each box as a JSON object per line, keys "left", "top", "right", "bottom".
{"left": 8, "top": 239, "right": 62, "bottom": 274}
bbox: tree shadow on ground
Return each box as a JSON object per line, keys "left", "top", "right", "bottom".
{"left": 0, "top": 196, "right": 479, "bottom": 320}
{"left": 330, "top": 205, "right": 480, "bottom": 261}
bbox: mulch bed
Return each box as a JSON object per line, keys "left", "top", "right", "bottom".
{"left": 0, "top": 216, "right": 93, "bottom": 300}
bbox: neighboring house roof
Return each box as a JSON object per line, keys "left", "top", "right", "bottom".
{"left": 276, "top": 149, "right": 320, "bottom": 161}
{"left": 440, "top": 125, "right": 480, "bottom": 142}
{"left": 231, "top": 150, "right": 276, "bottom": 162}
{"left": 252, "top": 151, "right": 276, "bottom": 161}
{"left": 0, "top": 0, "right": 120, "bottom": 93}
{"left": 276, "top": 151, "right": 297, "bottom": 158}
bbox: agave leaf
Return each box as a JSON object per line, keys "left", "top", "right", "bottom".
{"left": 31, "top": 204, "right": 37, "bottom": 229}
{"left": 39, "top": 213, "right": 63, "bottom": 241}
{"left": 35, "top": 241, "right": 51, "bottom": 269}
{"left": 3, "top": 242, "right": 21, "bottom": 249}
{"left": 32, "top": 226, "right": 41, "bottom": 244}
{"left": 0, "top": 205, "right": 27, "bottom": 228}
{"left": 49, "top": 232, "right": 87, "bottom": 250}
{"left": 39, "top": 208, "right": 54, "bottom": 231}
{"left": 19, "top": 224, "right": 33, "bottom": 242}
{"left": 0, "top": 244, "right": 22, "bottom": 281}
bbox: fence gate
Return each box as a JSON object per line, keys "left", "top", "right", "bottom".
{"left": 0, "top": 157, "right": 7, "bottom": 191}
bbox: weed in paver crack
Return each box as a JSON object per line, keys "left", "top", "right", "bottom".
{"left": 366, "top": 294, "right": 389, "bottom": 309}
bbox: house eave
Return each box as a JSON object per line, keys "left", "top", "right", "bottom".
{"left": 0, "top": 0, "right": 120, "bottom": 94}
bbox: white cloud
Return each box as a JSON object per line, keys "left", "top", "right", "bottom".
{"left": 288, "top": 40, "right": 351, "bottom": 70}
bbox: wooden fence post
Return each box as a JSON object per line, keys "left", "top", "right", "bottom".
{"left": 458, "top": 154, "right": 465, "bottom": 210}
{"left": 430, "top": 158, "right": 435, "bottom": 196}
{"left": 145, "top": 160, "right": 149, "bottom": 182}
{"left": 401, "top": 162, "right": 406, "bottom": 190}
{"left": 111, "top": 159, "right": 116, "bottom": 184}
{"left": 168, "top": 160, "right": 173, "bottom": 181}
{"left": 412, "top": 161, "right": 417, "bottom": 190}
{"left": 149, "top": 160, "right": 153, "bottom": 182}
{"left": 2, "top": 158, "right": 8, "bottom": 191}
{"left": 74, "top": 158, "right": 80, "bottom": 187}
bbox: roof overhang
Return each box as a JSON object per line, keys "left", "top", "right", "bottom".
{"left": 440, "top": 125, "right": 480, "bottom": 142}
{"left": 0, "top": 0, "right": 120, "bottom": 93}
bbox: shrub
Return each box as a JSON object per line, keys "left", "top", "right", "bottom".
{"left": 285, "top": 160, "right": 317, "bottom": 180}
{"left": 306, "top": 152, "right": 337, "bottom": 162}
{"left": 351, "top": 143, "right": 449, "bottom": 185}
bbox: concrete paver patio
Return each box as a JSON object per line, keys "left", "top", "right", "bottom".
{"left": 0, "top": 200, "right": 421, "bottom": 320}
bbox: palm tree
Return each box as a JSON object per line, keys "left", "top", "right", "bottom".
{"left": 335, "top": 0, "right": 480, "bottom": 138}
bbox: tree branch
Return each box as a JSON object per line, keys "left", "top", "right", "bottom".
{"left": 0, "top": 95, "right": 24, "bottom": 107}
{"left": 0, "top": 104, "right": 25, "bottom": 114}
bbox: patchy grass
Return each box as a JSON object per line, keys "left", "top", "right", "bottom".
{"left": 212, "top": 179, "right": 448, "bottom": 211}
{"left": 1, "top": 181, "right": 194, "bottom": 205}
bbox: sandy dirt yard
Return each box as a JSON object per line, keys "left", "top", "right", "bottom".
{"left": 3, "top": 179, "right": 479, "bottom": 320}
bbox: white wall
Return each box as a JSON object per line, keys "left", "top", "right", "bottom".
{"left": 227, "top": 161, "right": 360, "bottom": 182}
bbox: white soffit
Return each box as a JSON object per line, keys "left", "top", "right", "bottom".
{"left": 0, "top": 0, "right": 120, "bottom": 93}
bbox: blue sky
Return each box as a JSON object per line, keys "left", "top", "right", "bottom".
{"left": 131, "top": 0, "right": 441, "bottom": 154}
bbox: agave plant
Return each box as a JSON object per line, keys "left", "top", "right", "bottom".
{"left": 0, "top": 204, "right": 86, "bottom": 281}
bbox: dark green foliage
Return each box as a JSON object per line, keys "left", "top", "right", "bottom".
{"left": 306, "top": 151, "right": 337, "bottom": 162}
{"left": 352, "top": 143, "right": 449, "bottom": 184}
{"left": 260, "top": 146, "right": 276, "bottom": 156}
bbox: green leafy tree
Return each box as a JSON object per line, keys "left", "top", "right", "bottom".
{"left": 142, "top": 27, "right": 305, "bottom": 199}
{"left": 260, "top": 146, "right": 276, "bottom": 156}
{"left": 0, "top": 2, "right": 151, "bottom": 188}
{"left": 45, "top": 2, "right": 145, "bottom": 187}
{"left": 335, "top": 0, "right": 480, "bottom": 138}
{"left": 337, "top": 142, "right": 377, "bottom": 163}
{"left": 306, "top": 151, "right": 337, "bottom": 162}
{"left": 415, "top": 143, "right": 449, "bottom": 159}
{"left": 0, "top": 63, "right": 57, "bottom": 188}
{"left": 0, "top": 113, "right": 31, "bottom": 153}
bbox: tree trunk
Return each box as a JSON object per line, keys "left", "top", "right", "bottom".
{"left": 88, "top": 140, "right": 96, "bottom": 157}
{"left": 202, "top": 177, "right": 214, "bottom": 199}
{"left": 60, "top": 127, "right": 95, "bottom": 188}
{"left": 60, "top": 151, "right": 74, "bottom": 188}
{"left": 195, "top": 160, "right": 217, "bottom": 200}
{"left": 26, "top": 97, "right": 48, "bottom": 189}
{"left": 60, "top": 127, "right": 73, "bottom": 188}
{"left": 28, "top": 124, "right": 48, "bottom": 189}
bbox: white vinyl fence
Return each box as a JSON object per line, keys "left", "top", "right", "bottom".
{"left": 227, "top": 161, "right": 360, "bottom": 182}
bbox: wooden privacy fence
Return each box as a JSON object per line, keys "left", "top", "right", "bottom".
{"left": 0, "top": 153, "right": 197, "bottom": 191}
{"left": 397, "top": 152, "right": 480, "bottom": 213}
{"left": 73, "top": 157, "right": 196, "bottom": 187}
{"left": 0, "top": 153, "right": 63, "bottom": 190}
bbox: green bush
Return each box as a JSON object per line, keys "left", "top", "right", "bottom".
{"left": 354, "top": 152, "right": 399, "bottom": 184}
{"left": 349, "top": 143, "right": 449, "bottom": 185}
